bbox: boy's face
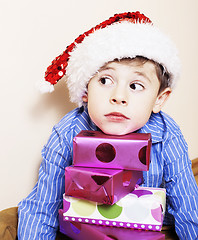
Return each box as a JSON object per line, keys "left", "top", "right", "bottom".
{"left": 83, "top": 60, "right": 171, "bottom": 135}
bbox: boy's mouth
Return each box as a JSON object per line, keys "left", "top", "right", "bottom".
{"left": 104, "top": 112, "right": 130, "bottom": 121}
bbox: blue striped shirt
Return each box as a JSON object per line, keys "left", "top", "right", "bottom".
{"left": 18, "top": 107, "right": 198, "bottom": 240}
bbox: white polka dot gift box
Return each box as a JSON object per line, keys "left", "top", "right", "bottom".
{"left": 73, "top": 130, "right": 151, "bottom": 171}
{"left": 62, "top": 186, "right": 166, "bottom": 232}
{"left": 59, "top": 209, "right": 165, "bottom": 240}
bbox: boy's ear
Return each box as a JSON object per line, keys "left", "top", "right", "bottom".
{"left": 153, "top": 87, "right": 172, "bottom": 113}
{"left": 82, "top": 93, "right": 88, "bottom": 103}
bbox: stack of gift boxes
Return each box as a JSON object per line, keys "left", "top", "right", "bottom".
{"left": 59, "top": 130, "right": 166, "bottom": 240}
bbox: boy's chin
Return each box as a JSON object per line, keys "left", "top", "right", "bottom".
{"left": 100, "top": 126, "right": 137, "bottom": 136}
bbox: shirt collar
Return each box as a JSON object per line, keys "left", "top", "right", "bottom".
{"left": 83, "top": 107, "right": 99, "bottom": 131}
{"left": 137, "top": 112, "right": 164, "bottom": 143}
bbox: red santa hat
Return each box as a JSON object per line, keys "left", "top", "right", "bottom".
{"left": 42, "top": 11, "right": 180, "bottom": 106}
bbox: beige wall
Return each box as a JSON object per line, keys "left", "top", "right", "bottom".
{"left": 0, "top": 0, "right": 198, "bottom": 210}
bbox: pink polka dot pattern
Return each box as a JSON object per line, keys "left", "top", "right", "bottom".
{"left": 63, "top": 199, "right": 70, "bottom": 212}
{"left": 95, "top": 143, "right": 116, "bottom": 163}
{"left": 131, "top": 189, "right": 153, "bottom": 198}
{"left": 151, "top": 206, "right": 162, "bottom": 222}
{"left": 138, "top": 146, "right": 147, "bottom": 165}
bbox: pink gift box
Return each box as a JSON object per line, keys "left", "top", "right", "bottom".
{"left": 59, "top": 209, "right": 165, "bottom": 240}
{"left": 65, "top": 166, "right": 143, "bottom": 205}
{"left": 73, "top": 130, "right": 151, "bottom": 171}
{"left": 63, "top": 186, "right": 166, "bottom": 231}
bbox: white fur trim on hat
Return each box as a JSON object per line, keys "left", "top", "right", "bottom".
{"left": 38, "top": 79, "right": 54, "bottom": 93}
{"left": 66, "top": 21, "right": 180, "bottom": 106}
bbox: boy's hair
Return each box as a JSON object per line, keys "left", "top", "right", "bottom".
{"left": 154, "top": 61, "right": 170, "bottom": 94}
{"left": 41, "top": 12, "right": 180, "bottom": 106}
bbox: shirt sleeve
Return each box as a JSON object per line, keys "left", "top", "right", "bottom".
{"left": 17, "top": 126, "right": 72, "bottom": 240}
{"left": 163, "top": 133, "right": 198, "bottom": 240}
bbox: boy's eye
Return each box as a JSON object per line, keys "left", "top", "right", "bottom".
{"left": 130, "top": 83, "right": 144, "bottom": 91}
{"left": 99, "top": 77, "right": 113, "bottom": 85}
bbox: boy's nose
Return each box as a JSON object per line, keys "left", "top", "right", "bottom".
{"left": 110, "top": 98, "right": 127, "bottom": 105}
{"left": 110, "top": 89, "right": 128, "bottom": 105}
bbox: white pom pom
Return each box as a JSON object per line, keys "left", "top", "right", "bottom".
{"left": 37, "top": 80, "right": 54, "bottom": 93}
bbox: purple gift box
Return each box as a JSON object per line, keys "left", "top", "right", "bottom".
{"left": 62, "top": 186, "right": 166, "bottom": 232}
{"left": 65, "top": 166, "right": 143, "bottom": 205}
{"left": 59, "top": 209, "right": 165, "bottom": 240}
{"left": 73, "top": 130, "right": 151, "bottom": 171}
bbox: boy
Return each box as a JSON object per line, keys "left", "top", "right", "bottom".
{"left": 18, "top": 12, "right": 198, "bottom": 239}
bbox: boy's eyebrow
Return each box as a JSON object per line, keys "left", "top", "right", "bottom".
{"left": 134, "top": 71, "right": 151, "bottom": 83}
{"left": 98, "top": 65, "right": 115, "bottom": 72}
